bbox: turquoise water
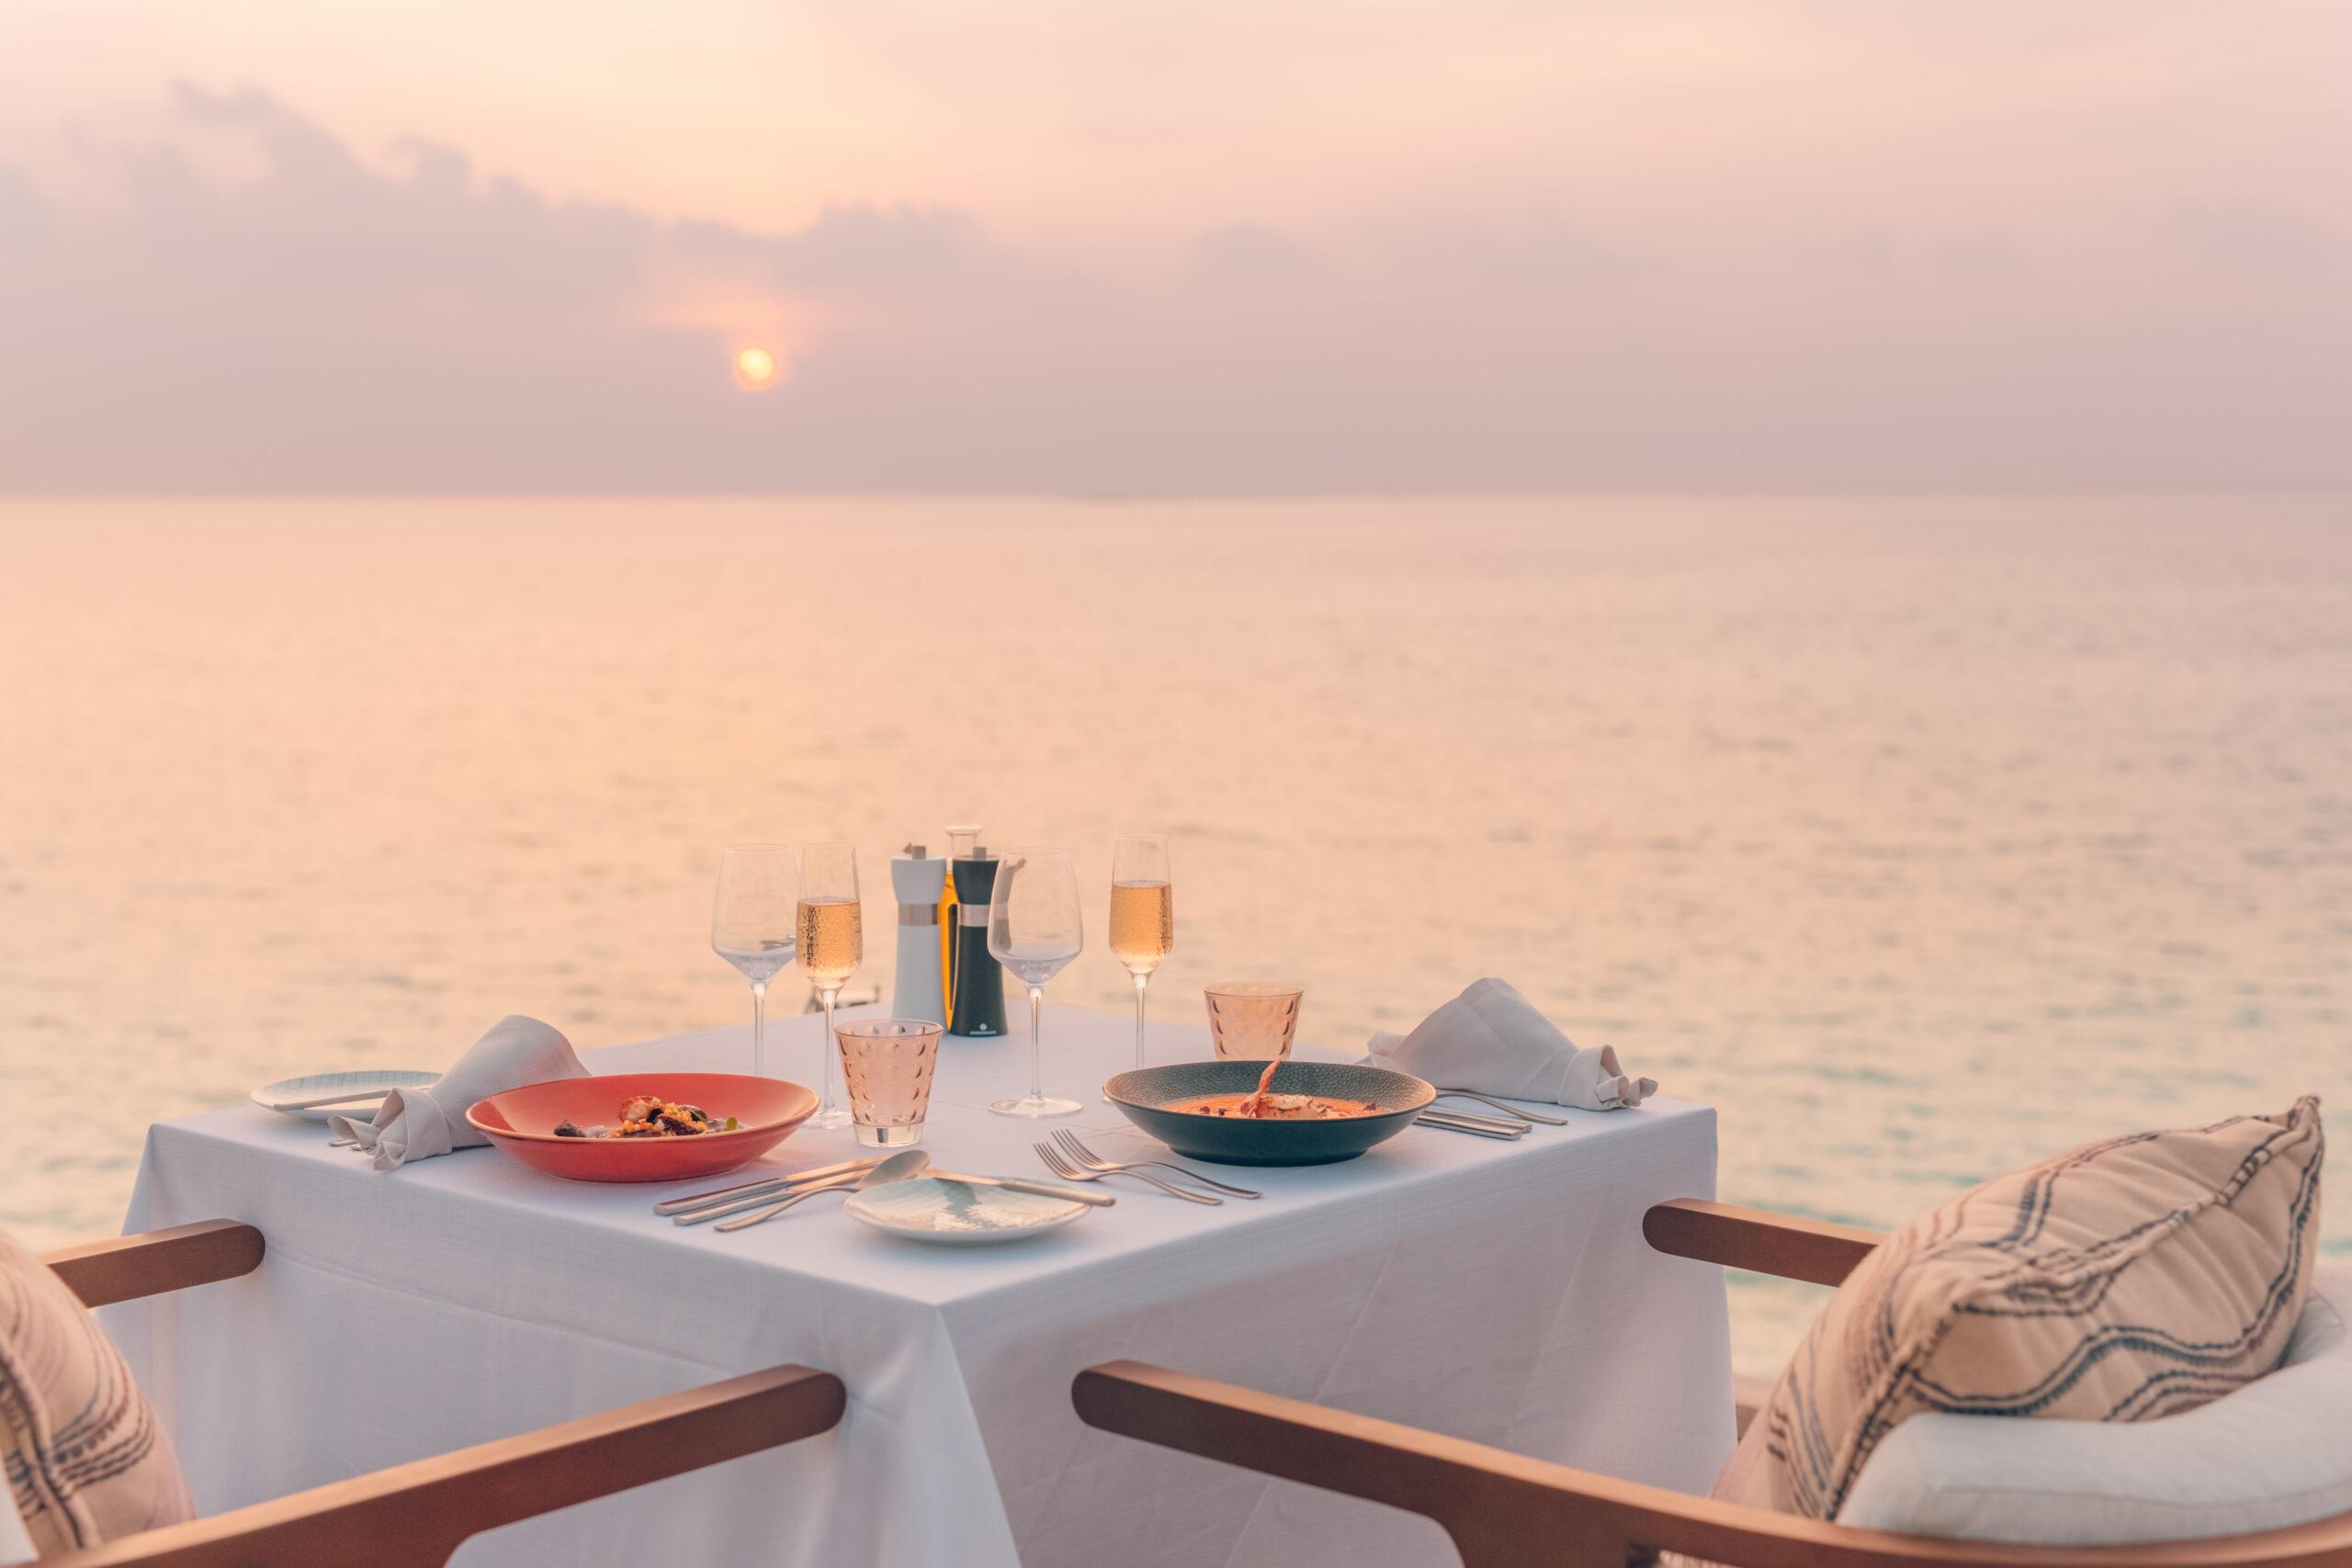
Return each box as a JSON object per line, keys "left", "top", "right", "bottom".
{"left": 2, "top": 493, "right": 2346, "bottom": 1372}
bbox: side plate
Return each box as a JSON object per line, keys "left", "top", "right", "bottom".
{"left": 251, "top": 1069, "right": 439, "bottom": 1123}
{"left": 845, "top": 1176, "right": 1090, "bottom": 1246}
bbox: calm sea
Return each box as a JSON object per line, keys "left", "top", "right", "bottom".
{"left": 3, "top": 495, "right": 2346, "bottom": 1374}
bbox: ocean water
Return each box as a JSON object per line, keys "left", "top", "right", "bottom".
{"left": 2, "top": 494, "right": 2346, "bottom": 1376}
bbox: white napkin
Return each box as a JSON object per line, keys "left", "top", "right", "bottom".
{"left": 329, "top": 1015, "right": 587, "bottom": 1169}
{"left": 1363, "top": 978, "right": 1657, "bottom": 1111}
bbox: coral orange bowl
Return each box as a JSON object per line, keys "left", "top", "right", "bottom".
{"left": 467, "top": 1073, "right": 817, "bottom": 1183}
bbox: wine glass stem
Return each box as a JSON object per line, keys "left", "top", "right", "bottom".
{"left": 819, "top": 987, "right": 841, "bottom": 1113}
{"left": 1028, "top": 985, "right": 1046, "bottom": 1102}
{"left": 751, "top": 981, "right": 767, "bottom": 1079}
{"left": 1132, "top": 973, "right": 1149, "bottom": 1071}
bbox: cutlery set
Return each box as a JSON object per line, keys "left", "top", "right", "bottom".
{"left": 1417, "top": 1095, "right": 1557, "bottom": 1138}
{"left": 650, "top": 1092, "right": 1562, "bottom": 1230}
{"left": 654, "top": 1149, "right": 1114, "bottom": 1232}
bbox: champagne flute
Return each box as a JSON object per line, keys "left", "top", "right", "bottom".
{"left": 712, "top": 844, "right": 797, "bottom": 1079}
{"left": 797, "top": 842, "right": 863, "bottom": 1130}
{"left": 1108, "top": 834, "right": 1173, "bottom": 1081}
{"left": 988, "top": 848, "right": 1084, "bottom": 1118}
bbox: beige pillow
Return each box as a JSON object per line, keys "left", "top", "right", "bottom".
{"left": 1, "top": 1229, "right": 193, "bottom": 1556}
{"left": 1717, "top": 1096, "right": 2325, "bottom": 1522}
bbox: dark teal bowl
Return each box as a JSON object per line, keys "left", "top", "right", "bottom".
{"left": 1102, "top": 1060, "right": 1436, "bottom": 1166}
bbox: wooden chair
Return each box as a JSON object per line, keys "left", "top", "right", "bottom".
{"left": 1072, "top": 1199, "right": 2352, "bottom": 1568}
{"left": 35, "top": 1220, "right": 846, "bottom": 1568}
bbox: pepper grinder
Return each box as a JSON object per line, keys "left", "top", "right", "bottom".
{"left": 889, "top": 844, "right": 948, "bottom": 1025}
{"left": 945, "top": 832, "right": 1008, "bottom": 1038}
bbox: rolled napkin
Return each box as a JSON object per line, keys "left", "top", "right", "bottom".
{"left": 329, "top": 1015, "right": 587, "bottom": 1170}
{"left": 1364, "top": 978, "right": 1657, "bottom": 1111}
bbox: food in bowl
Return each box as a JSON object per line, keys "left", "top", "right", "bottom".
{"left": 470, "top": 1073, "right": 815, "bottom": 1183}
{"left": 1171, "top": 1057, "right": 1381, "bottom": 1120}
{"left": 552, "top": 1096, "right": 740, "bottom": 1138}
{"left": 1105, "top": 1059, "right": 1434, "bottom": 1167}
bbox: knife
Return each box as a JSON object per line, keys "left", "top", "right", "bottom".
{"left": 1419, "top": 1111, "right": 1527, "bottom": 1139}
{"left": 674, "top": 1168, "right": 882, "bottom": 1225}
{"left": 657, "top": 1156, "right": 885, "bottom": 1218}
{"left": 1422, "top": 1107, "right": 1530, "bottom": 1134}
{"left": 922, "top": 1169, "right": 1116, "bottom": 1208}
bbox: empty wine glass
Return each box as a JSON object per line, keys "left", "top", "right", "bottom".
{"left": 797, "top": 842, "right": 863, "bottom": 1130}
{"left": 987, "top": 847, "right": 1083, "bottom": 1118}
{"left": 1108, "top": 834, "right": 1172, "bottom": 1081}
{"left": 712, "top": 844, "right": 797, "bottom": 1079}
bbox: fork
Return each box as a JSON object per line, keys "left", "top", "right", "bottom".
{"left": 1433, "top": 1089, "right": 1569, "bottom": 1126}
{"left": 1034, "top": 1143, "right": 1221, "bottom": 1203}
{"left": 1050, "top": 1132, "right": 1261, "bottom": 1199}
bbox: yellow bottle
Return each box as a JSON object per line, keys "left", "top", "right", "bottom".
{"left": 939, "top": 824, "right": 979, "bottom": 1020}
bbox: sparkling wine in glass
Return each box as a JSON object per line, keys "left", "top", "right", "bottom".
{"left": 987, "top": 848, "right": 1083, "bottom": 1118}
{"left": 712, "top": 844, "right": 797, "bottom": 1079}
{"left": 797, "top": 842, "right": 863, "bottom": 1130}
{"left": 1108, "top": 834, "right": 1173, "bottom": 1082}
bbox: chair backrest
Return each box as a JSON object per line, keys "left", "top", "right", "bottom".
{"left": 1072, "top": 1359, "right": 2352, "bottom": 1568}
{"left": 29, "top": 1220, "right": 844, "bottom": 1568}
{"left": 2, "top": 1228, "right": 199, "bottom": 1557}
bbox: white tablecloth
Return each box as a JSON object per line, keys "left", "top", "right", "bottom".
{"left": 107, "top": 1006, "right": 1734, "bottom": 1567}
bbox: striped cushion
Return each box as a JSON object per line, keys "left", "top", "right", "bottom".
{"left": 1714, "top": 1096, "right": 2325, "bottom": 1522}
{"left": 1, "top": 1230, "right": 192, "bottom": 1557}
{"left": 1835, "top": 1268, "right": 2352, "bottom": 1542}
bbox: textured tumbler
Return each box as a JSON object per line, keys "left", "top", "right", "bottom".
{"left": 836, "top": 1018, "right": 943, "bottom": 1146}
{"left": 1204, "top": 982, "right": 1304, "bottom": 1061}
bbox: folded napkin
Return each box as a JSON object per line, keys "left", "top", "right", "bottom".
{"left": 329, "top": 1015, "right": 587, "bottom": 1169}
{"left": 1364, "top": 978, "right": 1657, "bottom": 1111}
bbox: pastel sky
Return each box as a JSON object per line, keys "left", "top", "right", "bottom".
{"left": 3, "top": 1, "right": 2347, "bottom": 491}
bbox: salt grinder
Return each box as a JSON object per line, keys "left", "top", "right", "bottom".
{"left": 889, "top": 844, "right": 949, "bottom": 1025}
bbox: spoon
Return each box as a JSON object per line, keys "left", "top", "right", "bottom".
{"left": 713, "top": 1148, "right": 931, "bottom": 1233}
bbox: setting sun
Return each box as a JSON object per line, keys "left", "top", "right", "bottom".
{"left": 732, "top": 345, "right": 777, "bottom": 391}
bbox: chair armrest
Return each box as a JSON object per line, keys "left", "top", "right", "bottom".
{"left": 52, "top": 1363, "right": 845, "bottom": 1568}
{"left": 1070, "top": 1358, "right": 1880, "bottom": 1566}
{"left": 1073, "top": 1360, "right": 2352, "bottom": 1568}
{"left": 1643, "top": 1199, "right": 1883, "bottom": 1287}
{"left": 42, "top": 1222, "right": 266, "bottom": 1308}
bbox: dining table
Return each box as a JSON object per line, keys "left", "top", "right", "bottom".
{"left": 103, "top": 1004, "right": 1736, "bottom": 1567}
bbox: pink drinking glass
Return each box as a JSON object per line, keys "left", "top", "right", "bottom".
{"left": 835, "top": 1018, "right": 943, "bottom": 1147}
{"left": 1204, "top": 982, "right": 1304, "bottom": 1061}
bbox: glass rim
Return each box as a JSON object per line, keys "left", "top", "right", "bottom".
{"left": 834, "top": 1017, "right": 945, "bottom": 1040}
{"left": 719, "top": 841, "right": 796, "bottom": 853}
{"left": 1204, "top": 981, "right": 1305, "bottom": 998}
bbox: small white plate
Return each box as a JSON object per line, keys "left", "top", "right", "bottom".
{"left": 251, "top": 1069, "right": 438, "bottom": 1123}
{"left": 845, "top": 1176, "right": 1090, "bottom": 1246}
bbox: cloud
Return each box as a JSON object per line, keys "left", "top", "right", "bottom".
{"left": 1191, "top": 225, "right": 1321, "bottom": 291}
{"left": 0, "top": 85, "right": 2347, "bottom": 492}
{"left": 2153, "top": 200, "right": 2343, "bottom": 276}
{"left": 0, "top": 164, "right": 51, "bottom": 248}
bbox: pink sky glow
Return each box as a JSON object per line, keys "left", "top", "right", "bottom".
{"left": 2, "top": 0, "right": 2347, "bottom": 491}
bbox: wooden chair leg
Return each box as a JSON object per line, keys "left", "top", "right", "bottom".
{"left": 51, "top": 1364, "right": 846, "bottom": 1568}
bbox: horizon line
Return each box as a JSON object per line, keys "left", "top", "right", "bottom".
{"left": 5, "top": 483, "right": 2350, "bottom": 505}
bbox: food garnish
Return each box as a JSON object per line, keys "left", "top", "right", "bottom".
{"left": 551, "top": 1099, "right": 739, "bottom": 1138}
{"left": 1171, "top": 1060, "right": 1381, "bottom": 1120}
